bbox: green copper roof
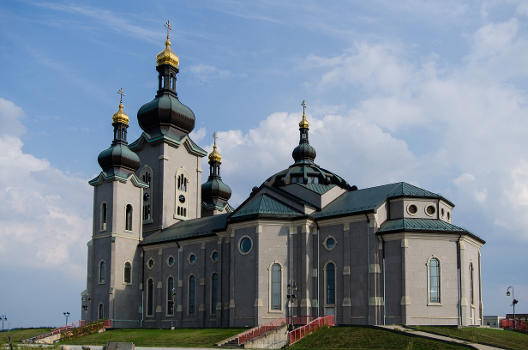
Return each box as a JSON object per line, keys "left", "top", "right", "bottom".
{"left": 231, "top": 194, "right": 302, "bottom": 219}
{"left": 298, "top": 183, "right": 336, "bottom": 194}
{"left": 314, "top": 182, "right": 451, "bottom": 219}
{"left": 377, "top": 218, "right": 485, "bottom": 243}
{"left": 129, "top": 132, "right": 207, "bottom": 157}
{"left": 141, "top": 213, "right": 229, "bottom": 245}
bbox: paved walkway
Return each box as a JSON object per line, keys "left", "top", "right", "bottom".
{"left": 377, "top": 325, "right": 504, "bottom": 350}
{"left": 60, "top": 347, "right": 219, "bottom": 350}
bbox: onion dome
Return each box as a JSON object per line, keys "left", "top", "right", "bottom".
{"left": 264, "top": 100, "right": 355, "bottom": 191}
{"left": 137, "top": 21, "right": 195, "bottom": 136}
{"left": 202, "top": 134, "right": 232, "bottom": 211}
{"left": 98, "top": 93, "right": 140, "bottom": 175}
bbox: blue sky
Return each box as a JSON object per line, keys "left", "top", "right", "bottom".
{"left": 1, "top": 0, "right": 527, "bottom": 328}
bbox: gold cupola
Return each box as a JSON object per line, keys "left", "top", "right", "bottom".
{"left": 208, "top": 132, "right": 222, "bottom": 163}
{"left": 112, "top": 88, "right": 129, "bottom": 125}
{"left": 156, "top": 20, "right": 179, "bottom": 68}
{"left": 299, "top": 99, "right": 309, "bottom": 129}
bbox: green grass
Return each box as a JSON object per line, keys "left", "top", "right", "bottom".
{"left": 413, "top": 326, "right": 528, "bottom": 350}
{"left": 60, "top": 328, "right": 245, "bottom": 347}
{"left": 0, "top": 328, "right": 52, "bottom": 344}
{"left": 289, "top": 326, "right": 472, "bottom": 350}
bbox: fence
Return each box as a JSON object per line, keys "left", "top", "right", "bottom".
{"left": 237, "top": 318, "right": 288, "bottom": 345}
{"left": 288, "top": 315, "right": 335, "bottom": 345}
{"left": 502, "top": 318, "right": 528, "bottom": 333}
{"left": 22, "top": 320, "right": 111, "bottom": 344}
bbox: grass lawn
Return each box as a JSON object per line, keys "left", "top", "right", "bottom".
{"left": 413, "top": 326, "right": 528, "bottom": 350}
{"left": 0, "top": 328, "right": 52, "bottom": 344}
{"left": 60, "top": 328, "right": 245, "bottom": 347}
{"left": 289, "top": 326, "right": 472, "bottom": 350}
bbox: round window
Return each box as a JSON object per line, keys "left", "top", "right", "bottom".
{"left": 189, "top": 254, "right": 196, "bottom": 264}
{"left": 167, "top": 256, "right": 174, "bottom": 266}
{"left": 408, "top": 204, "right": 418, "bottom": 215}
{"left": 426, "top": 205, "right": 436, "bottom": 215}
{"left": 211, "top": 251, "right": 219, "bottom": 262}
{"left": 147, "top": 258, "right": 154, "bottom": 269}
{"left": 239, "top": 237, "right": 252, "bottom": 254}
{"left": 179, "top": 194, "right": 186, "bottom": 203}
{"left": 326, "top": 237, "right": 336, "bottom": 250}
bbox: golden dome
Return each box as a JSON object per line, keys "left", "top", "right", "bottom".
{"left": 299, "top": 99, "right": 309, "bottom": 129}
{"left": 112, "top": 101, "right": 129, "bottom": 125}
{"left": 156, "top": 35, "right": 179, "bottom": 68}
{"left": 208, "top": 133, "right": 222, "bottom": 163}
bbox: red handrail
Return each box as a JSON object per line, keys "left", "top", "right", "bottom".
{"left": 238, "top": 318, "right": 288, "bottom": 345}
{"left": 288, "top": 315, "right": 335, "bottom": 345}
{"left": 502, "top": 318, "right": 528, "bottom": 333}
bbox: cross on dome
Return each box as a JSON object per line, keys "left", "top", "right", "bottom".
{"left": 117, "top": 88, "right": 126, "bottom": 104}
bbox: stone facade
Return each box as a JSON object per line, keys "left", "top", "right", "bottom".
{"left": 81, "top": 36, "right": 485, "bottom": 328}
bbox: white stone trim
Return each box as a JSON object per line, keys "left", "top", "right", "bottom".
{"left": 267, "top": 261, "right": 284, "bottom": 312}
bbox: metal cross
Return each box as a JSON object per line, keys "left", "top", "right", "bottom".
{"left": 117, "top": 88, "right": 125, "bottom": 103}
{"left": 165, "top": 20, "right": 172, "bottom": 38}
{"left": 213, "top": 132, "right": 218, "bottom": 146}
{"left": 301, "top": 100, "right": 306, "bottom": 115}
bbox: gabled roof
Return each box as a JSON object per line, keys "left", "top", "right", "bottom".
{"left": 129, "top": 132, "right": 207, "bottom": 157}
{"left": 313, "top": 182, "right": 452, "bottom": 219}
{"left": 377, "top": 218, "right": 485, "bottom": 243}
{"left": 230, "top": 193, "right": 303, "bottom": 220}
{"left": 141, "top": 213, "right": 228, "bottom": 245}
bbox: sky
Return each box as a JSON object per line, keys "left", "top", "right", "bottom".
{"left": 0, "top": 0, "right": 527, "bottom": 328}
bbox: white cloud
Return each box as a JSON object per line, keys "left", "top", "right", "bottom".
{"left": 0, "top": 99, "right": 91, "bottom": 277}
{"left": 189, "top": 64, "right": 233, "bottom": 83}
{"left": 0, "top": 97, "right": 26, "bottom": 136}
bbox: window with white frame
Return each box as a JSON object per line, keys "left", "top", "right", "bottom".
{"left": 167, "top": 276, "right": 174, "bottom": 315}
{"left": 99, "top": 260, "right": 105, "bottom": 284}
{"left": 100, "top": 202, "right": 107, "bottom": 231}
{"left": 188, "top": 275, "right": 195, "bottom": 314}
{"left": 470, "top": 263, "right": 474, "bottom": 305}
{"left": 325, "top": 262, "right": 336, "bottom": 305}
{"left": 141, "top": 167, "right": 153, "bottom": 223}
{"left": 147, "top": 278, "right": 154, "bottom": 316}
{"left": 124, "top": 262, "right": 131, "bottom": 284}
{"left": 125, "top": 204, "right": 133, "bottom": 231}
{"left": 270, "top": 263, "right": 282, "bottom": 310}
{"left": 429, "top": 258, "right": 441, "bottom": 303}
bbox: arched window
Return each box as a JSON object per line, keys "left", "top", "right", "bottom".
{"left": 211, "top": 273, "right": 219, "bottom": 315}
{"left": 124, "top": 262, "right": 131, "bottom": 284}
{"left": 188, "top": 275, "right": 195, "bottom": 314}
{"left": 429, "top": 258, "right": 441, "bottom": 303}
{"left": 167, "top": 277, "right": 174, "bottom": 315}
{"left": 147, "top": 278, "right": 154, "bottom": 316}
{"left": 176, "top": 170, "right": 189, "bottom": 218}
{"left": 141, "top": 168, "right": 153, "bottom": 223}
{"left": 125, "top": 204, "right": 133, "bottom": 231}
{"left": 100, "top": 203, "right": 107, "bottom": 231}
{"left": 325, "top": 263, "right": 336, "bottom": 305}
{"left": 470, "top": 263, "right": 474, "bottom": 305}
{"left": 98, "top": 303, "right": 104, "bottom": 320}
{"left": 271, "top": 263, "right": 282, "bottom": 310}
{"left": 99, "top": 261, "right": 105, "bottom": 284}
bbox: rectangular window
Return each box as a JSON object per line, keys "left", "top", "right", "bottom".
{"left": 271, "top": 264, "right": 281, "bottom": 310}
{"left": 211, "top": 273, "right": 218, "bottom": 315}
{"left": 429, "top": 258, "right": 440, "bottom": 303}
{"left": 167, "top": 277, "right": 174, "bottom": 315}
{"left": 189, "top": 276, "right": 195, "bottom": 314}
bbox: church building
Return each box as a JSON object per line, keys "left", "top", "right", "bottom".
{"left": 81, "top": 29, "right": 485, "bottom": 328}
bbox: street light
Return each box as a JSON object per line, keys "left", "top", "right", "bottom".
{"left": 63, "top": 312, "right": 70, "bottom": 326}
{"left": 287, "top": 281, "right": 297, "bottom": 331}
{"left": 506, "top": 286, "right": 519, "bottom": 319}
{"left": 0, "top": 315, "right": 6, "bottom": 331}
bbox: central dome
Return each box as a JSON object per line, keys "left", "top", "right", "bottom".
{"left": 137, "top": 93, "right": 195, "bottom": 135}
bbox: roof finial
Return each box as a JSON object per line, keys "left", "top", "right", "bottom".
{"left": 165, "top": 20, "right": 172, "bottom": 41}
{"left": 209, "top": 132, "right": 222, "bottom": 163}
{"left": 299, "top": 99, "right": 309, "bottom": 129}
{"left": 117, "top": 88, "right": 125, "bottom": 104}
{"left": 112, "top": 88, "right": 129, "bottom": 125}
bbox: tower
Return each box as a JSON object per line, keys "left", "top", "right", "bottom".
{"left": 201, "top": 134, "right": 232, "bottom": 216}
{"left": 83, "top": 93, "right": 147, "bottom": 325}
{"left": 131, "top": 21, "right": 207, "bottom": 234}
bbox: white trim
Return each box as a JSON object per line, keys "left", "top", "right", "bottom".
{"left": 147, "top": 258, "right": 155, "bottom": 270}
{"left": 406, "top": 203, "right": 418, "bottom": 215}
{"left": 140, "top": 165, "right": 154, "bottom": 224}
{"left": 146, "top": 278, "right": 154, "bottom": 317}
{"left": 123, "top": 261, "right": 132, "bottom": 285}
{"left": 324, "top": 260, "right": 337, "bottom": 307}
{"left": 98, "top": 260, "right": 106, "bottom": 284}
{"left": 166, "top": 275, "right": 175, "bottom": 316}
{"left": 188, "top": 252, "right": 197, "bottom": 264}
{"left": 188, "top": 274, "right": 196, "bottom": 315}
{"left": 425, "top": 205, "right": 436, "bottom": 217}
{"left": 210, "top": 250, "right": 219, "bottom": 263}
{"left": 238, "top": 235, "right": 253, "bottom": 255}
{"left": 268, "top": 261, "right": 284, "bottom": 312}
{"left": 125, "top": 204, "right": 133, "bottom": 231}
{"left": 100, "top": 202, "right": 107, "bottom": 232}
{"left": 174, "top": 168, "right": 190, "bottom": 219}
{"left": 323, "top": 235, "right": 337, "bottom": 251}
{"left": 167, "top": 255, "right": 175, "bottom": 267}
{"left": 426, "top": 256, "right": 441, "bottom": 305}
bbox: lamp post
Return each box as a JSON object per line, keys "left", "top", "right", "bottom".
{"left": 287, "top": 281, "right": 297, "bottom": 331}
{"left": 63, "top": 312, "right": 70, "bottom": 327}
{"left": 506, "top": 286, "right": 518, "bottom": 319}
{"left": 0, "top": 315, "right": 6, "bottom": 331}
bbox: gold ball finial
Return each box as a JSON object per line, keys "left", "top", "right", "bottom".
{"left": 156, "top": 20, "right": 179, "bottom": 68}
{"left": 112, "top": 88, "right": 129, "bottom": 125}
{"left": 208, "top": 132, "right": 222, "bottom": 163}
{"left": 299, "top": 99, "right": 309, "bottom": 129}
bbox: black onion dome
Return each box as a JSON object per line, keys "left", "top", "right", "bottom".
{"left": 292, "top": 142, "right": 316, "bottom": 163}
{"left": 98, "top": 143, "right": 140, "bottom": 172}
{"left": 264, "top": 162, "right": 354, "bottom": 190}
{"left": 202, "top": 178, "right": 232, "bottom": 203}
{"left": 137, "top": 93, "right": 195, "bottom": 134}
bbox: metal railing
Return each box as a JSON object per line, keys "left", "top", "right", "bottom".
{"left": 502, "top": 318, "right": 528, "bottom": 333}
{"left": 237, "top": 318, "right": 288, "bottom": 345}
{"left": 288, "top": 315, "right": 335, "bottom": 345}
{"left": 22, "top": 320, "right": 111, "bottom": 344}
